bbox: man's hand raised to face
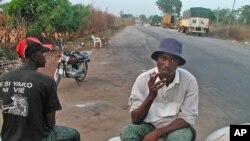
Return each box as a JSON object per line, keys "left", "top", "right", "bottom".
{"left": 148, "top": 72, "right": 166, "bottom": 98}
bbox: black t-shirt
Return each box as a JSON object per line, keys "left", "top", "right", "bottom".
{"left": 0, "top": 64, "right": 62, "bottom": 141}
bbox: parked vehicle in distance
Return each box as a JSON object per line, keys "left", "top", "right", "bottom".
{"left": 161, "top": 14, "right": 175, "bottom": 29}
{"left": 178, "top": 7, "right": 210, "bottom": 36}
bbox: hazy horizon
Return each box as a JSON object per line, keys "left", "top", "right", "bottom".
{"left": 70, "top": 0, "right": 249, "bottom": 17}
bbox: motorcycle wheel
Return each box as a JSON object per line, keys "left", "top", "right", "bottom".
{"left": 53, "top": 64, "right": 63, "bottom": 87}
{"left": 75, "top": 62, "right": 88, "bottom": 82}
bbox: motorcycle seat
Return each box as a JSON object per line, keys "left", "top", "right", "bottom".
{"left": 72, "top": 52, "right": 89, "bottom": 60}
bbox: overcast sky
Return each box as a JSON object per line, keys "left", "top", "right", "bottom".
{"left": 69, "top": 0, "right": 250, "bottom": 17}
{"left": 1, "top": 0, "right": 249, "bottom": 17}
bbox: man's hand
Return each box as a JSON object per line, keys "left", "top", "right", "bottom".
{"left": 46, "top": 112, "right": 56, "bottom": 129}
{"left": 143, "top": 129, "right": 161, "bottom": 141}
{"left": 131, "top": 72, "right": 167, "bottom": 124}
{"left": 148, "top": 72, "right": 166, "bottom": 97}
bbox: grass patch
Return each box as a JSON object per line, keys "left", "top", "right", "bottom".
{"left": 209, "top": 23, "right": 250, "bottom": 43}
{"left": 0, "top": 44, "right": 18, "bottom": 60}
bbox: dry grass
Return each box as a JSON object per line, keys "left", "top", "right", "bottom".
{"left": 0, "top": 13, "right": 4, "bottom": 26}
{"left": 210, "top": 23, "right": 250, "bottom": 43}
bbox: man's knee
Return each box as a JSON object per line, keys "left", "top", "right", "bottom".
{"left": 50, "top": 126, "right": 80, "bottom": 141}
{"left": 120, "top": 124, "right": 138, "bottom": 140}
{"left": 120, "top": 123, "right": 154, "bottom": 141}
{"left": 71, "top": 128, "right": 80, "bottom": 141}
{"left": 166, "top": 127, "right": 194, "bottom": 141}
{"left": 63, "top": 127, "right": 80, "bottom": 141}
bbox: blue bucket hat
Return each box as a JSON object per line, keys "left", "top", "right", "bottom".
{"left": 151, "top": 38, "right": 186, "bottom": 66}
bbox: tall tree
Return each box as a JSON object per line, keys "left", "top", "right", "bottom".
{"left": 213, "top": 8, "right": 232, "bottom": 24}
{"left": 237, "top": 5, "right": 250, "bottom": 24}
{"left": 119, "top": 11, "right": 124, "bottom": 17}
{"left": 139, "top": 14, "right": 147, "bottom": 23}
{"left": 156, "top": 0, "right": 182, "bottom": 17}
{"left": 67, "top": 4, "right": 90, "bottom": 32}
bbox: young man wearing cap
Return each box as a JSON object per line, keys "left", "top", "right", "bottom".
{"left": 0, "top": 37, "right": 80, "bottom": 141}
{"left": 120, "top": 38, "right": 199, "bottom": 141}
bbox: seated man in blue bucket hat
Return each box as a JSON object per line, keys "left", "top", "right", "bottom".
{"left": 120, "top": 38, "right": 199, "bottom": 141}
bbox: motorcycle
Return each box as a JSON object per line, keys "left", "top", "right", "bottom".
{"left": 53, "top": 43, "right": 91, "bottom": 86}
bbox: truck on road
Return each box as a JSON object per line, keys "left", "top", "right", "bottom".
{"left": 178, "top": 7, "right": 210, "bottom": 36}
{"left": 161, "top": 14, "right": 175, "bottom": 29}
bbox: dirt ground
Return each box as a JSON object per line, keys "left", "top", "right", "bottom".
{"left": 38, "top": 40, "right": 132, "bottom": 141}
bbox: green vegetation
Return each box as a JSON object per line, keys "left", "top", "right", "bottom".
{"left": 0, "top": 0, "right": 130, "bottom": 59}
{"left": 0, "top": 47, "right": 18, "bottom": 60}
{"left": 156, "top": 0, "right": 182, "bottom": 16}
{"left": 211, "top": 6, "right": 250, "bottom": 25}
{"left": 4, "top": 0, "right": 90, "bottom": 36}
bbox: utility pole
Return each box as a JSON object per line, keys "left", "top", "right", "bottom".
{"left": 226, "top": 0, "right": 236, "bottom": 39}
{"left": 217, "top": 7, "right": 220, "bottom": 26}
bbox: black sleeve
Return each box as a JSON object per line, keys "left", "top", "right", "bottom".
{"left": 44, "top": 78, "right": 62, "bottom": 114}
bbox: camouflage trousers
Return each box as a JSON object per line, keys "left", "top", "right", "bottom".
{"left": 120, "top": 123, "right": 195, "bottom": 141}
{"left": 43, "top": 125, "right": 80, "bottom": 141}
